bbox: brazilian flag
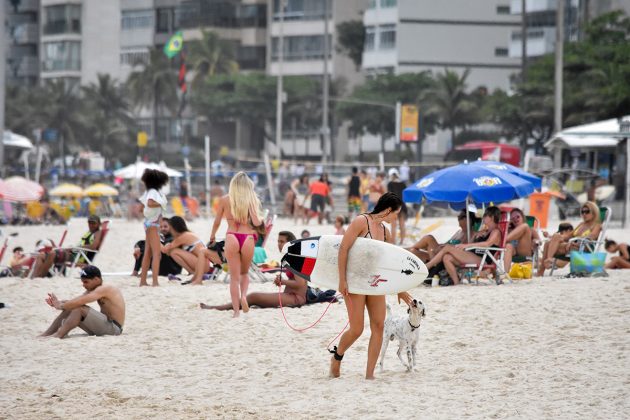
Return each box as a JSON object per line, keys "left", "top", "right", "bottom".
{"left": 164, "top": 31, "right": 183, "bottom": 58}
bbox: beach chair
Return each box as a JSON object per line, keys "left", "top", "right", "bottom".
{"left": 460, "top": 211, "right": 510, "bottom": 284}
{"left": 249, "top": 214, "right": 277, "bottom": 283}
{"left": 52, "top": 221, "right": 110, "bottom": 276}
{"left": 549, "top": 207, "right": 611, "bottom": 275}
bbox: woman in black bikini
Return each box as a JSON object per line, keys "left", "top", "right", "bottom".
{"left": 210, "top": 172, "right": 263, "bottom": 318}
{"left": 329, "top": 192, "right": 413, "bottom": 380}
{"left": 605, "top": 239, "right": 630, "bottom": 269}
{"left": 425, "top": 206, "right": 502, "bottom": 285}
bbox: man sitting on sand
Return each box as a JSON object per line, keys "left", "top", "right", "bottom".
{"left": 40, "top": 265, "right": 125, "bottom": 338}
{"left": 30, "top": 215, "right": 104, "bottom": 278}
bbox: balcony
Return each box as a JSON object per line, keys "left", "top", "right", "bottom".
{"left": 11, "top": 23, "right": 39, "bottom": 44}
{"left": 509, "top": 27, "right": 555, "bottom": 57}
{"left": 18, "top": 56, "right": 39, "bottom": 77}
{"left": 510, "top": 0, "right": 578, "bottom": 14}
{"left": 42, "top": 58, "right": 81, "bottom": 72}
{"left": 12, "top": 0, "right": 39, "bottom": 13}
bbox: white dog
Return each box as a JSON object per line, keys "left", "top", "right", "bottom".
{"left": 378, "top": 299, "right": 426, "bottom": 372}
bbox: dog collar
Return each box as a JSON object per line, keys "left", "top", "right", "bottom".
{"left": 409, "top": 320, "right": 421, "bottom": 331}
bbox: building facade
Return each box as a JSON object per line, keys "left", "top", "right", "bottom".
{"left": 39, "top": 0, "right": 121, "bottom": 87}
{"left": 6, "top": 0, "right": 40, "bottom": 87}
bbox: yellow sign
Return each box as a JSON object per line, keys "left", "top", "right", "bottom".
{"left": 400, "top": 105, "right": 419, "bottom": 142}
{"left": 219, "top": 146, "right": 229, "bottom": 157}
{"left": 137, "top": 131, "right": 148, "bottom": 148}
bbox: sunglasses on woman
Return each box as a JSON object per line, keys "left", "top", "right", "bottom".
{"left": 581, "top": 208, "right": 590, "bottom": 214}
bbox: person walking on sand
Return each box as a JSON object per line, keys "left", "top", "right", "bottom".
{"left": 209, "top": 172, "right": 263, "bottom": 318}
{"left": 139, "top": 169, "right": 169, "bottom": 287}
{"left": 39, "top": 266, "right": 125, "bottom": 338}
{"left": 329, "top": 192, "right": 413, "bottom": 380}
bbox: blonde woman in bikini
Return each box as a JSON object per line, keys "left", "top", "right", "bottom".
{"left": 537, "top": 201, "right": 601, "bottom": 276}
{"left": 210, "top": 172, "right": 263, "bottom": 318}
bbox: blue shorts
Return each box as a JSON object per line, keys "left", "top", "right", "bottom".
{"left": 144, "top": 220, "right": 160, "bottom": 230}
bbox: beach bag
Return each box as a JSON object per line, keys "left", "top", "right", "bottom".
{"left": 306, "top": 287, "right": 337, "bottom": 304}
{"left": 509, "top": 262, "right": 533, "bottom": 279}
{"left": 570, "top": 251, "right": 606, "bottom": 275}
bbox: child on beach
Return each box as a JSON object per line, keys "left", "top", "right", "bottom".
{"left": 334, "top": 215, "right": 345, "bottom": 235}
{"left": 139, "top": 169, "right": 168, "bottom": 287}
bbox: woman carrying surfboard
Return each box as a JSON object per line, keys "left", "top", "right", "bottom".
{"left": 330, "top": 192, "right": 413, "bottom": 380}
{"left": 210, "top": 172, "right": 264, "bottom": 318}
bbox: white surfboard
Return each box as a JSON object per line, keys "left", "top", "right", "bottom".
{"left": 281, "top": 235, "right": 428, "bottom": 295}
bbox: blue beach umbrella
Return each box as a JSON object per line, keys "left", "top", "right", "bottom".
{"left": 469, "top": 160, "right": 542, "bottom": 190}
{"left": 403, "top": 161, "right": 536, "bottom": 207}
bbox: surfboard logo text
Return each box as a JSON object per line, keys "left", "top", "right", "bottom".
{"left": 369, "top": 275, "right": 388, "bottom": 287}
{"left": 406, "top": 256, "right": 420, "bottom": 271}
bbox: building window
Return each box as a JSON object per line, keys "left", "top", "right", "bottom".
{"left": 239, "top": 4, "right": 267, "bottom": 27}
{"left": 122, "top": 9, "right": 153, "bottom": 30}
{"left": 43, "top": 4, "right": 81, "bottom": 35}
{"left": 156, "top": 7, "right": 176, "bottom": 33}
{"left": 120, "top": 49, "right": 150, "bottom": 65}
{"left": 273, "top": 0, "right": 332, "bottom": 21}
{"left": 380, "top": 0, "right": 397, "bottom": 8}
{"left": 271, "top": 35, "right": 332, "bottom": 61}
{"left": 365, "top": 26, "right": 376, "bottom": 51}
{"left": 42, "top": 41, "right": 81, "bottom": 71}
{"left": 368, "top": 0, "right": 376, "bottom": 9}
{"left": 237, "top": 46, "right": 266, "bottom": 70}
{"left": 379, "top": 24, "right": 396, "bottom": 50}
{"left": 495, "top": 47, "right": 508, "bottom": 56}
{"left": 496, "top": 5, "right": 510, "bottom": 15}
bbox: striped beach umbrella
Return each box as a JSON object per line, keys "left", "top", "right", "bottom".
{"left": 0, "top": 176, "right": 44, "bottom": 202}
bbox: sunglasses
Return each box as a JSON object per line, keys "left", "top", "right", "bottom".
{"left": 581, "top": 209, "right": 590, "bottom": 214}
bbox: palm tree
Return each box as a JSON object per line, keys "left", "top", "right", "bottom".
{"left": 82, "top": 74, "right": 135, "bottom": 157}
{"left": 423, "top": 68, "right": 477, "bottom": 148}
{"left": 126, "top": 49, "right": 178, "bottom": 161}
{"left": 40, "top": 79, "right": 87, "bottom": 167}
{"left": 187, "top": 29, "right": 239, "bottom": 89}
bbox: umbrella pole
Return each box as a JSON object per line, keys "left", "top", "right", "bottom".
{"left": 205, "top": 135, "right": 211, "bottom": 218}
{"left": 466, "top": 197, "right": 471, "bottom": 243}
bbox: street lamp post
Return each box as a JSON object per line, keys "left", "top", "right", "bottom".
{"left": 0, "top": 0, "right": 6, "bottom": 177}
{"left": 275, "top": 0, "right": 286, "bottom": 162}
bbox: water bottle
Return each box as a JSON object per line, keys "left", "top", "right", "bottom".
{"left": 431, "top": 275, "right": 440, "bottom": 287}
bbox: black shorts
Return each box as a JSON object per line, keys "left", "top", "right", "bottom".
{"left": 310, "top": 194, "right": 326, "bottom": 213}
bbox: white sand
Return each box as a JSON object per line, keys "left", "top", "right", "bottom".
{"left": 1, "top": 216, "right": 629, "bottom": 419}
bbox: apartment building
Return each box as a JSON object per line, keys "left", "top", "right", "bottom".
{"left": 362, "top": 0, "right": 521, "bottom": 91}
{"left": 39, "top": 0, "right": 120, "bottom": 87}
{"left": 6, "top": 0, "right": 40, "bottom": 87}
{"left": 509, "top": 0, "right": 630, "bottom": 58}
{"left": 267, "top": 0, "right": 367, "bottom": 160}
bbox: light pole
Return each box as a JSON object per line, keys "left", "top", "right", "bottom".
{"left": 0, "top": 0, "right": 6, "bottom": 177}
{"left": 321, "top": 0, "right": 330, "bottom": 164}
{"left": 554, "top": 0, "right": 564, "bottom": 135}
{"left": 275, "top": 0, "right": 286, "bottom": 162}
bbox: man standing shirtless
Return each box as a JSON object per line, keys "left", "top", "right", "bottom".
{"left": 40, "top": 266, "right": 125, "bottom": 338}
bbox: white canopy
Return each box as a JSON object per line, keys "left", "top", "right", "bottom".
{"left": 3, "top": 131, "right": 34, "bottom": 149}
{"left": 545, "top": 116, "right": 630, "bottom": 150}
{"left": 114, "top": 161, "right": 183, "bottom": 179}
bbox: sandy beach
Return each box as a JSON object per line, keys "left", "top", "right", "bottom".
{"left": 1, "top": 216, "right": 629, "bottom": 419}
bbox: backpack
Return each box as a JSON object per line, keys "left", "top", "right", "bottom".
{"left": 305, "top": 287, "right": 338, "bottom": 304}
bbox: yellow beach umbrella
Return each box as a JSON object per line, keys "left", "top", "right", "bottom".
{"left": 84, "top": 183, "right": 119, "bottom": 197}
{"left": 49, "top": 183, "right": 84, "bottom": 197}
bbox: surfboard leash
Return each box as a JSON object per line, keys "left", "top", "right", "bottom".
{"left": 278, "top": 252, "right": 350, "bottom": 352}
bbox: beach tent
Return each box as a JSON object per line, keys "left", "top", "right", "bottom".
{"left": 113, "top": 161, "right": 183, "bottom": 179}
{"left": 3, "top": 131, "right": 34, "bottom": 150}
{"left": 544, "top": 116, "right": 629, "bottom": 150}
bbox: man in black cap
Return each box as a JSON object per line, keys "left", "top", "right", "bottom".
{"left": 30, "top": 216, "right": 104, "bottom": 278}
{"left": 40, "top": 265, "right": 125, "bottom": 338}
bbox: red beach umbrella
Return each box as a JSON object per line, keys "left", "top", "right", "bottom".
{"left": 0, "top": 176, "right": 45, "bottom": 202}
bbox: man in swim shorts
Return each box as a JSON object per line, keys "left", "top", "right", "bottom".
{"left": 40, "top": 265, "right": 125, "bottom": 338}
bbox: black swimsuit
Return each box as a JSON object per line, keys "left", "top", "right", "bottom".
{"left": 362, "top": 214, "right": 386, "bottom": 240}
{"left": 471, "top": 230, "right": 500, "bottom": 255}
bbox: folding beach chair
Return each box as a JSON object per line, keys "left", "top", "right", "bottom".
{"left": 550, "top": 207, "right": 611, "bottom": 275}
{"left": 249, "top": 214, "right": 277, "bottom": 283}
{"left": 461, "top": 211, "right": 510, "bottom": 284}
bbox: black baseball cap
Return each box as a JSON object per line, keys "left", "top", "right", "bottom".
{"left": 80, "top": 265, "right": 101, "bottom": 279}
{"left": 88, "top": 215, "right": 101, "bottom": 223}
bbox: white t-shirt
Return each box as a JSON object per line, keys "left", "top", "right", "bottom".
{"left": 140, "top": 188, "right": 166, "bottom": 222}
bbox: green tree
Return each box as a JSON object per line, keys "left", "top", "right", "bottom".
{"left": 423, "top": 68, "right": 479, "bottom": 148}
{"left": 82, "top": 74, "right": 135, "bottom": 158}
{"left": 336, "top": 20, "right": 364, "bottom": 70}
{"left": 336, "top": 72, "right": 438, "bottom": 140}
{"left": 187, "top": 30, "right": 239, "bottom": 89}
{"left": 126, "top": 49, "right": 178, "bottom": 161}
